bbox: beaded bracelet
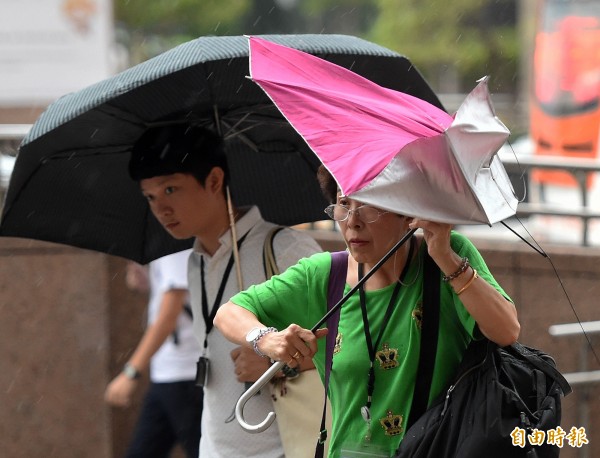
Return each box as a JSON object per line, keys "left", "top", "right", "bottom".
{"left": 442, "top": 257, "right": 470, "bottom": 282}
{"left": 456, "top": 269, "right": 479, "bottom": 295}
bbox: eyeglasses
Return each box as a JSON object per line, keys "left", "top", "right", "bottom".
{"left": 324, "top": 204, "right": 389, "bottom": 223}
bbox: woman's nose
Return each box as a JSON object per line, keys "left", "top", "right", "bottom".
{"left": 346, "top": 208, "right": 362, "bottom": 225}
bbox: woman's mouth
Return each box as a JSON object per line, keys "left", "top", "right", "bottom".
{"left": 348, "top": 238, "right": 368, "bottom": 247}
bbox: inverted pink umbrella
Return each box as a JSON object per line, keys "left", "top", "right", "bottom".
{"left": 248, "top": 36, "right": 518, "bottom": 225}
{"left": 235, "top": 36, "right": 520, "bottom": 436}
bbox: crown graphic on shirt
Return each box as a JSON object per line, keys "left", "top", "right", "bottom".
{"left": 334, "top": 332, "right": 342, "bottom": 354}
{"left": 376, "top": 343, "right": 399, "bottom": 370}
{"left": 380, "top": 410, "right": 403, "bottom": 436}
{"left": 412, "top": 303, "right": 423, "bottom": 329}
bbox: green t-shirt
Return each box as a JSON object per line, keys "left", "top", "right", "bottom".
{"left": 232, "top": 232, "right": 509, "bottom": 457}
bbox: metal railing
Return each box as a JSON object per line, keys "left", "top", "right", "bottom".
{"left": 549, "top": 320, "right": 600, "bottom": 386}
{"left": 548, "top": 320, "right": 600, "bottom": 458}
{"left": 0, "top": 124, "right": 30, "bottom": 149}
{"left": 0, "top": 125, "right": 31, "bottom": 206}
{"left": 500, "top": 155, "right": 600, "bottom": 246}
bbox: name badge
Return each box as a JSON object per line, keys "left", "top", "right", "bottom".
{"left": 340, "top": 442, "right": 389, "bottom": 457}
{"left": 195, "top": 356, "right": 209, "bottom": 387}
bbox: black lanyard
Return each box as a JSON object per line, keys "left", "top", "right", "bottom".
{"left": 357, "top": 236, "right": 416, "bottom": 414}
{"left": 200, "top": 231, "right": 249, "bottom": 349}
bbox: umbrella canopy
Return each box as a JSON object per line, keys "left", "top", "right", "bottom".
{"left": 249, "top": 36, "right": 518, "bottom": 225}
{"left": 0, "top": 34, "right": 443, "bottom": 264}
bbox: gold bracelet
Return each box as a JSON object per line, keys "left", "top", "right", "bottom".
{"left": 456, "top": 268, "right": 478, "bottom": 296}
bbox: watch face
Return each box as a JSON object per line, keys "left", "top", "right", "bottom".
{"left": 246, "top": 327, "right": 261, "bottom": 343}
{"left": 123, "top": 364, "right": 140, "bottom": 380}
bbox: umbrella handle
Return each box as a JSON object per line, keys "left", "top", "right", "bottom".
{"left": 235, "top": 360, "right": 285, "bottom": 432}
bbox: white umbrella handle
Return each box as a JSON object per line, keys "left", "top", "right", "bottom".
{"left": 235, "top": 360, "right": 285, "bottom": 432}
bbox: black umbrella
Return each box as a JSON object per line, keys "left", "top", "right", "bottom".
{"left": 0, "top": 34, "right": 443, "bottom": 264}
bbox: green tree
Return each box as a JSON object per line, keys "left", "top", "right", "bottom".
{"left": 113, "top": 0, "right": 250, "bottom": 62}
{"left": 369, "top": 0, "right": 519, "bottom": 94}
{"left": 113, "top": 0, "right": 520, "bottom": 99}
{"left": 113, "top": 0, "right": 378, "bottom": 62}
{"left": 299, "top": 0, "right": 378, "bottom": 35}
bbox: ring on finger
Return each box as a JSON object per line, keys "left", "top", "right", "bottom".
{"left": 292, "top": 351, "right": 301, "bottom": 359}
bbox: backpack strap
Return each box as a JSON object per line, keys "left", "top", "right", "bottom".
{"left": 406, "top": 251, "right": 440, "bottom": 430}
{"left": 315, "top": 250, "right": 348, "bottom": 458}
{"left": 508, "top": 342, "right": 572, "bottom": 396}
{"left": 263, "top": 226, "right": 285, "bottom": 279}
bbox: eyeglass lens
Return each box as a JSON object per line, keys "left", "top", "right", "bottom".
{"left": 325, "top": 204, "right": 383, "bottom": 223}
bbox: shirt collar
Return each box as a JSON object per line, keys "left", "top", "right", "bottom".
{"left": 192, "top": 205, "right": 262, "bottom": 256}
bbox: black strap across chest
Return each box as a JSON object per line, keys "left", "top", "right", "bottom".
{"left": 200, "top": 231, "right": 249, "bottom": 349}
{"left": 357, "top": 236, "right": 416, "bottom": 412}
{"left": 407, "top": 249, "right": 440, "bottom": 429}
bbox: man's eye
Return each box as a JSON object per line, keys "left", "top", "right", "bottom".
{"left": 165, "top": 187, "right": 175, "bottom": 195}
{"left": 144, "top": 194, "right": 153, "bottom": 202}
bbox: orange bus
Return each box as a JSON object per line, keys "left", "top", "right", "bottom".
{"left": 530, "top": 0, "right": 600, "bottom": 186}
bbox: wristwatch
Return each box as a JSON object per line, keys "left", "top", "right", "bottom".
{"left": 123, "top": 363, "right": 141, "bottom": 380}
{"left": 245, "top": 327, "right": 278, "bottom": 358}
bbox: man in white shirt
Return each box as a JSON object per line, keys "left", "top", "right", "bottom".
{"left": 128, "top": 124, "right": 322, "bottom": 457}
{"left": 105, "top": 249, "right": 202, "bottom": 457}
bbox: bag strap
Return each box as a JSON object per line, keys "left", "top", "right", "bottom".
{"left": 406, "top": 251, "right": 440, "bottom": 430}
{"left": 507, "top": 342, "right": 572, "bottom": 396}
{"left": 315, "top": 250, "right": 348, "bottom": 458}
{"left": 262, "top": 226, "right": 285, "bottom": 279}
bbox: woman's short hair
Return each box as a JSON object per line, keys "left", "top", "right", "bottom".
{"left": 128, "top": 124, "right": 228, "bottom": 186}
{"left": 317, "top": 164, "right": 338, "bottom": 204}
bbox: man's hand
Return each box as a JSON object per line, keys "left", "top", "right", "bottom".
{"left": 104, "top": 374, "right": 138, "bottom": 408}
{"left": 230, "top": 346, "right": 271, "bottom": 383}
{"left": 125, "top": 261, "right": 150, "bottom": 292}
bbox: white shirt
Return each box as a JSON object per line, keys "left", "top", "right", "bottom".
{"left": 148, "top": 249, "right": 200, "bottom": 383}
{"left": 188, "top": 206, "right": 322, "bottom": 458}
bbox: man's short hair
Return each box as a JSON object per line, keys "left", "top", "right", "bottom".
{"left": 128, "top": 124, "right": 228, "bottom": 185}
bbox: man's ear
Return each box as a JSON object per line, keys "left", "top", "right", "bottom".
{"left": 205, "top": 167, "right": 225, "bottom": 194}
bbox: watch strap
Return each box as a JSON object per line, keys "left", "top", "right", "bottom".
{"left": 123, "top": 363, "right": 141, "bottom": 380}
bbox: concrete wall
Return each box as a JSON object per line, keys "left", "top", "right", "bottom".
{"left": 1, "top": 231, "right": 598, "bottom": 458}
{"left": 0, "top": 238, "right": 147, "bottom": 458}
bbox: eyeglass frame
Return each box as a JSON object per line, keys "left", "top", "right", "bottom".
{"left": 324, "top": 203, "right": 389, "bottom": 223}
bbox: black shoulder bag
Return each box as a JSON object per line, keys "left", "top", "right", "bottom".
{"left": 395, "top": 260, "right": 572, "bottom": 458}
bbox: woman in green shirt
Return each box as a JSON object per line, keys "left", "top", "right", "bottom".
{"left": 214, "top": 167, "right": 520, "bottom": 457}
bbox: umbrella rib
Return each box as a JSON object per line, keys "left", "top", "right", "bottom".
{"left": 219, "top": 119, "right": 259, "bottom": 152}
{"left": 223, "top": 112, "right": 253, "bottom": 138}
{"left": 38, "top": 145, "right": 133, "bottom": 159}
{"left": 213, "top": 105, "right": 223, "bottom": 137}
